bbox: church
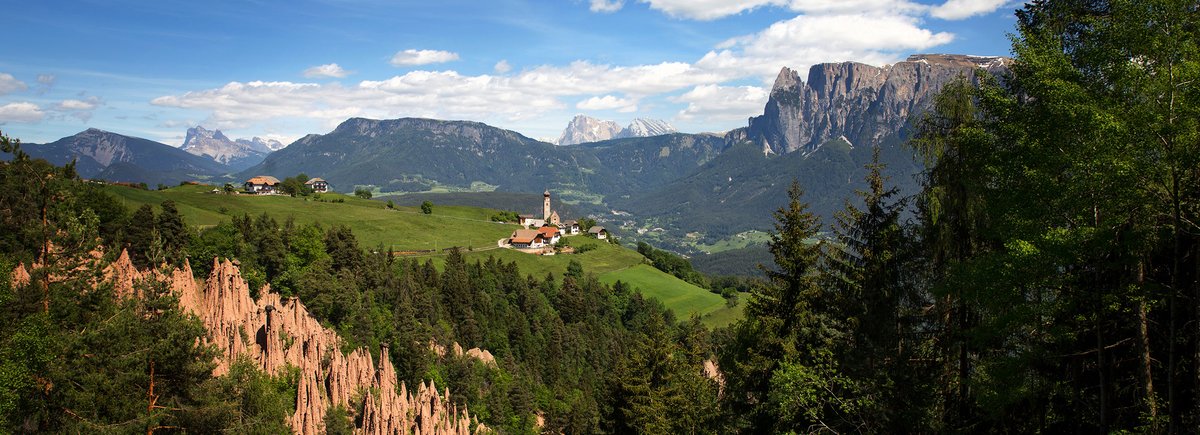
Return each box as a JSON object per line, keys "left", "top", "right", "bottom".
{"left": 519, "top": 190, "right": 561, "bottom": 229}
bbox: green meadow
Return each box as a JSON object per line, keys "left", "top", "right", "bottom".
{"left": 106, "top": 184, "right": 742, "bottom": 326}
{"left": 598, "top": 264, "right": 737, "bottom": 328}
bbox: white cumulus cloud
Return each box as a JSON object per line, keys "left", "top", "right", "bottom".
{"left": 58, "top": 99, "right": 98, "bottom": 110}
{"left": 590, "top": 0, "right": 624, "bottom": 12}
{"left": 577, "top": 95, "right": 638, "bottom": 112}
{"left": 641, "top": 0, "right": 776, "bottom": 20}
{"left": 55, "top": 97, "right": 103, "bottom": 122}
{"left": 0, "top": 102, "right": 45, "bottom": 123}
{"left": 151, "top": 6, "right": 957, "bottom": 137}
{"left": 698, "top": 13, "right": 954, "bottom": 81}
{"left": 0, "top": 73, "right": 28, "bottom": 96}
{"left": 930, "top": 0, "right": 1008, "bottom": 20}
{"left": 673, "top": 84, "right": 768, "bottom": 123}
{"left": 390, "top": 49, "right": 460, "bottom": 66}
{"left": 494, "top": 60, "right": 512, "bottom": 74}
{"left": 303, "top": 63, "right": 351, "bottom": 78}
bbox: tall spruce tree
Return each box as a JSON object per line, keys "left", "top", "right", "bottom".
{"left": 826, "top": 146, "right": 920, "bottom": 430}
{"left": 720, "top": 180, "right": 835, "bottom": 432}
{"left": 156, "top": 200, "right": 187, "bottom": 266}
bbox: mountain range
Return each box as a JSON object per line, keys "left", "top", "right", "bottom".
{"left": 17, "top": 128, "right": 229, "bottom": 186}
{"left": 10, "top": 53, "right": 1006, "bottom": 271}
{"left": 241, "top": 117, "right": 726, "bottom": 198}
{"left": 556, "top": 115, "right": 677, "bottom": 145}
{"left": 181, "top": 126, "right": 272, "bottom": 171}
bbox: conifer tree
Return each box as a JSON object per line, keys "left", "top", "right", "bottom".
{"left": 126, "top": 204, "right": 157, "bottom": 268}
{"left": 156, "top": 200, "right": 187, "bottom": 266}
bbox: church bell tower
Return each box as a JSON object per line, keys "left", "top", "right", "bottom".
{"left": 543, "top": 190, "right": 551, "bottom": 220}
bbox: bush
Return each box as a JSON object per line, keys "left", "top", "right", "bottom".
{"left": 421, "top": 200, "right": 433, "bottom": 214}
{"left": 490, "top": 210, "right": 520, "bottom": 223}
{"left": 354, "top": 188, "right": 372, "bottom": 199}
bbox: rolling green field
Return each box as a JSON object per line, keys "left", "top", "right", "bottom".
{"left": 106, "top": 184, "right": 517, "bottom": 251}
{"left": 106, "top": 184, "right": 743, "bottom": 326}
{"left": 598, "top": 265, "right": 737, "bottom": 328}
{"left": 691, "top": 230, "right": 771, "bottom": 254}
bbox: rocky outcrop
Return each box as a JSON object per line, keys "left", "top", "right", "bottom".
{"left": 236, "top": 136, "right": 286, "bottom": 153}
{"left": 22, "top": 128, "right": 228, "bottom": 185}
{"left": 183, "top": 258, "right": 482, "bottom": 434}
{"left": 702, "top": 359, "right": 724, "bottom": 396}
{"left": 181, "top": 126, "right": 269, "bottom": 171}
{"left": 10, "top": 262, "right": 30, "bottom": 289}
{"left": 556, "top": 115, "right": 678, "bottom": 145}
{"left": 618, "top": 118, "right": 677, "bottom": 139}
{"left": 730, "top": 54, "right": 1010, "bottom": 155}
{"left": 556, "top": 115, "right": 622, "bottom": 145}
{"left": 430, "top": 340, "right": 497, "bottom": 368}
{"left": 21, "top": 252, "right": 483, "bottom": 434}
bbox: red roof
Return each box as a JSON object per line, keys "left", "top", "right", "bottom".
{"left": 245, "top": 175, "right": 280, "bottom": 185}
{"left": 537, "top": 226, "right": 560, "bottom": 237}
{"left": 510, "top": 229, "right": 543, "bottom": 244}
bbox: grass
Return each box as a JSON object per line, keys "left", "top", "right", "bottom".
{"left": 598, "top": 264, "right": 735, "bottom": 328}
{"left": 107, "top": 184, "right": 746, "bottom": 327}
{"left": 106, "top": 184, "right": 517, "bottom": 251}
{"left": 697, "top": 298, "right": 746, "bottom": 329}
{"left": 692, "top": 230, "right": 772, "bottom": 254}
{"left": 445, "top": 237, "right": 643, "bottom": 276}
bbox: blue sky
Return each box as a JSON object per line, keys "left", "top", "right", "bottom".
{"left": 0, "top": 0, "right": 1021, "bottom": 146}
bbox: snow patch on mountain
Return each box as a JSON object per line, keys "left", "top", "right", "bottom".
{"left": 556, "top": 115, "right": 677, "bottom": 145}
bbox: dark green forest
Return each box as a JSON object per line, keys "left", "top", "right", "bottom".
{"left": 2, "top": 0, "right": 1198, "bottom": 433}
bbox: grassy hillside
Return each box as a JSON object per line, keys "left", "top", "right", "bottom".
{"left": 598, "top": 264, "right": 737, "bottom": 328}
{"left": 106, "top": 184, "right": 516, "bottom": 251}
{"left": 106, "top": 184, "right": 742, "bottom": 325}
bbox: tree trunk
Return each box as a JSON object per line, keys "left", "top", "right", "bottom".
{"left": 1137, "top": 261, "right": 1157, "bottom": 430}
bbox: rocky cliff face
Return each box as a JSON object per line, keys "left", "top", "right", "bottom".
{"left": 94, "top": 252, "right": 482, "bottom": 434}
{"left": 556, "top": 115, "right": 623, "bottom": 145}
{"left": 236, "top": 136, "right": 286, "bottom": 153}
{"left": 182, "top": 126, "right": 268, "bottom": 170}
{"left": 556, "top": 115, "right": 678, "bottom": 145}
{"left": 21, "top": 128, "right": 228, "bottom": 185}
{"left": 730, "top": 54, "right": 1009, "bottom": 155}
{"left": 617, "top": 118, "right": 677, "bottom": 139}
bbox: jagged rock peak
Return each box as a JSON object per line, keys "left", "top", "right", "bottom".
{"left": 12, "top": 253, "right": 487, "bottom": 434}
{"left": 181, "top": 125, "right": 267, "bottom": 166}
{"left": 184, "top": 125, "right": 231, "bottom": 143}
{"left": 235, "top": 136, "right": 285, "bottom": 152}
{"left": 620, "top": 118, "right": 677, "bottom": 138}
{"left": 772, "top": 67, "right": 801, "bottom": 92}
{"left": 556, "top": 114, "right": 677, "bottom": 145}
{"left": 906, "top": 53, "right": 1011, "bottom": 69}
{"left": 556, "top": 115, "right": 622, "bottom": 145}
{"left": 743, "top": 53, "right": 1010, "bottom": 155}
{"left": 190, "top": 258, "right": 481, "bottom": 434}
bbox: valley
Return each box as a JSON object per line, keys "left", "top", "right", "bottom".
{"left": 3, "top": 0, "right": 1192, "bottom": 432}
{"left": 13, "top": 54, "right": 996, "bottom": 277}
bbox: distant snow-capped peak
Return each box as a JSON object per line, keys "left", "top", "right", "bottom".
{"left": 556, "top": 115, "right": 677, "bottom": 145}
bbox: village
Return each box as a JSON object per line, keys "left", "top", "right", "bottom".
{"left": 241, "top": 175, "right": 607, "bottom": 256}
{"left": 503, "top": 190, "right": 608, "bottom": 255}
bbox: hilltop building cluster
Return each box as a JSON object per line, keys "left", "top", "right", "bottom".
{"left": 242, "top": 175, "right": 330, "bottom": 194}
{"left": 505, "top": 190, "right": 606, "bottom": 253}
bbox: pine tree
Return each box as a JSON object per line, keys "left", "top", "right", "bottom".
{"left": 156, "top": 200, "right": 187, "bottom": 266}
{"left": 825, "top": 146, "right": 917, "bottom": 429}
{"left": 126, "top": 204, "right": 157, "bottom": 268}
{"left": 721, "top": 180, "right": 830, "bottom": 432}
